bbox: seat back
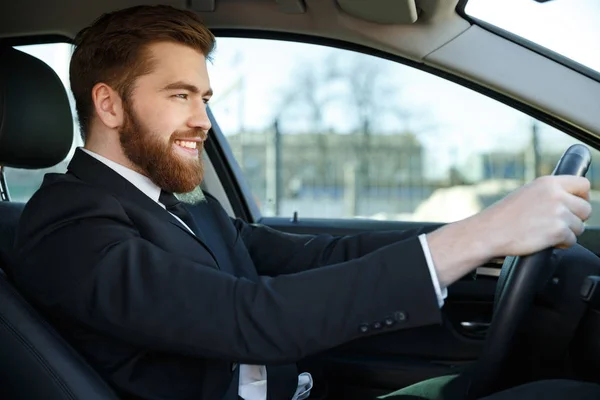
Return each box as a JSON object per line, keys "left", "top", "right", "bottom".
{"left": 0, "top": 47, "right": 119, "bottom": 399}
{"left": 0, "top": 202, "right": 24, "bottom": 276}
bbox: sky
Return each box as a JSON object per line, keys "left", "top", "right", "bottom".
{"left": 15, "top": 0, "right": 600, "bottom": 177}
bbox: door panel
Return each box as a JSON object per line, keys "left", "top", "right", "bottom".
{"left": 257, "top": 216, "right": 496, "bottom": 395}
{"left": 257, "top": 216, "right": 600, "bottom": 396}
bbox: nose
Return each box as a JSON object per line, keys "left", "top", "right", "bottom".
{"left": 188, "top": 101, "right": 212, "bottom": 135}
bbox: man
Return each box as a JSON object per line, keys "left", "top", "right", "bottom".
{"left": 12, "top": 5, "right": 600, "bottom": 400}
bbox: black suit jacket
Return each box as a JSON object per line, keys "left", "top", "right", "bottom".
{"left": 13, "top": 149, "right": 442, "bottom": 400}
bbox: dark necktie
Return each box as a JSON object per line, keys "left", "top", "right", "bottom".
{"left": 159, "top": 190, "right": 200, "bottom": 235}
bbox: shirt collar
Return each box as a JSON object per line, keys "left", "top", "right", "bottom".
{"left": 80, "top": 148, "right": 162, "bottom": 205}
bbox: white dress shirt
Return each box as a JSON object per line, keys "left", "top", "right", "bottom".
{"left": 80, "top": 147, "right": 446, "bottom": 400}
{"left": 419, "top": 234, "right": 448, "bottom": 308}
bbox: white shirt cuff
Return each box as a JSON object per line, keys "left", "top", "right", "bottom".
{"left": 418, "top": 233, "right": 447, "bottom": 308}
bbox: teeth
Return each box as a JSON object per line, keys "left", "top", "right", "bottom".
{"left": 175, "top": 140, "right": 197, "bottom": 149}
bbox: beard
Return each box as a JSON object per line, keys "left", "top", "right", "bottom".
{"left": 119, "top": 101, "right": 204, "bottom": 194}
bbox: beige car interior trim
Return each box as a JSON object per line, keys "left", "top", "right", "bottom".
{"left": 0, "top": 0, "right": 468, "bottom": 61}
{"left": 336, "top": 0, "right": 418, "bottom": 25}
{"left": 276, "top": 0, "right": 307, "bottom": 14}
{"left": 200, "top": 153, "right": 235, "bottom": 216}
{"left": 189, "top": 0, "right": 216, "bottom": 12}
{"left": 425, "top": 25, "right": 600, "bottom": 138}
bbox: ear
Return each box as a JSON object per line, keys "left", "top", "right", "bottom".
{"left": 91, "top": 83, "right": 124, "bottom": 129}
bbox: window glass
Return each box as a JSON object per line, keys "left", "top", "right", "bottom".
{"left": 207, "top": 37, "right": 600, "bottom": 224}
{"left": 5, "top": 43, "right": 81, "bottom": 202}
{"left": 465, "top": 0, "right": 600, "bottom": 73}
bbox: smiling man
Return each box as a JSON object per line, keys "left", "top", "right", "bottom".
{"left": 12, "top": 5, "right": 600, "bottom": 400}
{"left": 75, "top": 36, "right": 212, "bottom": 194}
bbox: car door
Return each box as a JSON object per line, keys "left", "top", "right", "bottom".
{"left": 201, "top": 35, "right": 600, "bottom": 398}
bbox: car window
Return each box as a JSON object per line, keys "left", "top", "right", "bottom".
{"left": 465, "top": 0, "right": 600, "bottom": 74}
{"left": 207, "top": 37, "right": 600, "bottom": 224}
{"left": 5, "top": 43, "right": 81, "bottom": 202}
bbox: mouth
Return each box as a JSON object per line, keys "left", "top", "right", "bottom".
{"left": 173, "top": 139, "right": 201, "bottom": 156}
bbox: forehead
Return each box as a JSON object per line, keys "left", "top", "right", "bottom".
{"left": 142, "top": 41, "right": 210, "bottom": 86}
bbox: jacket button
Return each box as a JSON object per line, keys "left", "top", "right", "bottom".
{"left": 384, "top": 317, "right": 395, "bottom": 327}
{"left": 359, "top": 323, "right": 369, "bottom": 334}
{"left": 373, "top": 321, "right": 382, "bottom": 330}
{"left": 394, "top": 311, "right": 408, "bottom": 322}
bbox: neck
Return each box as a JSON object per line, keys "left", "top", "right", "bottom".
{"left": 84, "top": 131, "right": 141, "bottom": 174}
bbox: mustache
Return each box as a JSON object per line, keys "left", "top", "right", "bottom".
{"left": 171, "top": 128, "right": 206, "bottom": 141}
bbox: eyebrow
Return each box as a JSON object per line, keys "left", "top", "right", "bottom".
{"left": 161, "top": 81, "right": 213, "bottom": 97}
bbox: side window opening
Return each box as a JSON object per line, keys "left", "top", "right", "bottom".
{"left": 207, "top": 37, "right": 600, "bottom": 225}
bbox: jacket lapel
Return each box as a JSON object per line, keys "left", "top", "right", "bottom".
{"left": 67, "top": 149, "right": 219, "bottom": 266}
{"left": 165, "top": 218, "right": 219, "bottom": 268}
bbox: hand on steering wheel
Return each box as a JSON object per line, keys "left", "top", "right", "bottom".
{"left": 466, "top": 144, "right": 592, "bottom": 400}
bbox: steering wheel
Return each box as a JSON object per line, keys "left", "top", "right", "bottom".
{"left": 466, "top": 144, "right": 592, "bottom": 399}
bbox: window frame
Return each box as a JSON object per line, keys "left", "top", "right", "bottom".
{"left": 204, "top": 108, "right": 260, "bottom": 222}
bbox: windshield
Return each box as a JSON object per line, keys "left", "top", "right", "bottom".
{"left": 464, "top": 0, "right": 600, "bottom": 74}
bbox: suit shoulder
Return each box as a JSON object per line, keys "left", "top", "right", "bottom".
{"left": 18, "top": 173, "right": 128, "bottom": 240}
{"left": 25, "top": 172, "right": 122, "bottom": 212}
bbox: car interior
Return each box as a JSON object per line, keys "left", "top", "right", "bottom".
{"left": 1, "top": 0, "right": 600, "bottom": 399}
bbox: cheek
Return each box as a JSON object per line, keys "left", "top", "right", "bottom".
{"left": 136, "top": 99, "right": 181, "bottom": 137}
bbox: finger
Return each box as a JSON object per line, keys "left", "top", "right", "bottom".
{"left": 555, "top": 226, "right": 578, "bottom": 249}
{"left": 564, "top": 208, "right": 586, "bottom": 236}
{"left": 553, "top": 175, "right": 591, "bottom": 200}
{"left": 552, "top": 207, "right": 584, "bottom": 249}
{"left": 563, "top": 192, "right": 592, "bottom": 221}
{"left": 555, "top": 241, "right": 575, "bottom": 250}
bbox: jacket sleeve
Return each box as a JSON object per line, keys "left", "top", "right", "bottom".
{"left": 233, "top": 217, "right": 440, "bottom": 276}
{"left": 14, "top": 182, "right": 442, "bottom": 365}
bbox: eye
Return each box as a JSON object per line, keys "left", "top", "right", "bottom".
{"left": 173, "top": 94, "right": 188, "bottom": 100}
{"left": 203, "top": 98, "right": 210, "bottom": 105}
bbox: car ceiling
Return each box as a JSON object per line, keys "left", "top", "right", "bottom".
{"left": 0, "top": 0, "right": 466, "bottom": 61}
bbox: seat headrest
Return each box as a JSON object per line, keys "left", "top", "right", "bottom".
{"left": 0, "top": 47, "right": 73, "bottom": 169}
